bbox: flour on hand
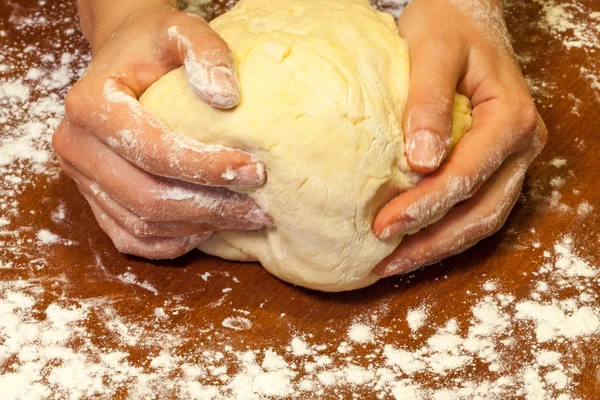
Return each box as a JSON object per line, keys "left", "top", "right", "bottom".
{"left": 140, "top": 0, "right": 472, "bottom": 291}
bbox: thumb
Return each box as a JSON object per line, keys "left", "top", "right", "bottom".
{"left": 166, "top": 14, "right": 240, "bottom": 110}
{"left": 402, "top": 40, "right": 465, "bottom": 173}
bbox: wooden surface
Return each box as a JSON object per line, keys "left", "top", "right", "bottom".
{"left": 1, "top": 0, "right": 599, "bottom": 399}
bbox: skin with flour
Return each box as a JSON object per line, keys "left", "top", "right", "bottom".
{"left": 53, "top": 0, "right": 273, "bottom": 259}
{"left": 140, "top": 0, "right": 472, "bottom": 291}
{"left": 53, "top": 0, "right": 546, "bottom": 282}
{"left": 373, "top": 0, "right": 547, "bottom": 275}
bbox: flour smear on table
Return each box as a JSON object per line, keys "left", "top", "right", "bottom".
{"left": 1, "top": 1, "right": 599, "bottom": 399}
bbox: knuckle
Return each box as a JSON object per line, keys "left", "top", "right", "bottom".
{"left": 415, "top": 36, "right": 459, "bottom": 57}
{"left": 64, "top": 81, "right": 87, "bottom": 121}
{"left": 128, "top": 195, "right": 164, "bottom": 222}
{"left": 163, "top": 8, "right": 202, "bottom": 26}
{"left": 111, "top": 237, "right": 132, "bottom": 255}
{"left": 58, "top": 159, "right": 85, "bottom": 187}
{"left": 129, "top": 223, "right": 147, "bottom": 237}
{"left": 512, "top": 97, "right": 538, "bottom": 136}
{"left": 111, "top": 239, "right": 165, "bottom": 260}
{"left": 158, "top": 245, "right": 189, "bottom": 259}
{"left": 109, "top": 209, "right": 149, "bottom": 237}
{"left": 197, "top": 31, "right": 229, "bottom": 52}
{"left": 519, "top": 102, "right": 538, "bottom": 136}
{"left": 535, "top": 118, "right": 549, "bottom": 149}
{"left": 489, "top": 214, "right": 507, "bottom": 234}
{"left": 131, "top": 238, "right": 190, "bottom": 260}
{"left": 57, "top": 156, "right": 69, "bottom": 171}
{"left": 408, "top": 93, "right": 455, "bottom": 138}
{"left": 159, "top": 8, "right": 189, "bottom": 29}
{"left": 117, "top": 181, "right": 176, "bottom": 222}
{"left": 466, "top": 184, "right": 480, "bottom": 200}
{"left": 162, "top": 13, "right": 226, "bottom": 51}
{"left": 104, "top": 227, "right": 150, "bottom": 257}
{"left": 482, "top": 207, "right": 511, "bottom": 237}
{"left": 51, "top": 123, "right": 69, "bottom": 156}
{"left": 95, "top": 216, "right": 131, "bottom": 254}
{"left": 129, "top": 219, "right": 157, "bottom": 238}
{"left": 452, "top": 175, "right": 481, "bottom": 203}
{"left": 415, "top": 89, "right": 455, "bottom": 117}
{"left": 502, "top": 94, "right": 539, "bottom": 151}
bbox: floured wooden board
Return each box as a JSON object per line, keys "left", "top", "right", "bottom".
{"left": 0, "top": 0, "right": 599, "bottom": 398}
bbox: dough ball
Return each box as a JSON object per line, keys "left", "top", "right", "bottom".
{"left": 140, "top": 0, "right": 472, "bottom": 291}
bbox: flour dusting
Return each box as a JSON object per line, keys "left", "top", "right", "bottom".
{"left": 0, "top": 1, "right": 598, "bottom": 399}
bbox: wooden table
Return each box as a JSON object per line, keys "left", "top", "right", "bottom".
{"left": 1, "top": 0, "right": 599, "bottom": 398}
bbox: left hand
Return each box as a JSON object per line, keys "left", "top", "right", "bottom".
{"left": 373, "top": 0, "right": 548, "bottom": 276}
{"left": 54, "top": 1, "right": 272, "bottom": 259}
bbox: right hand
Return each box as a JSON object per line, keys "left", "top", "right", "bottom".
{"left": 53, "top": 3, "right": 272, "bottom": 259}
{"left": 372, "top": 0, "right": 547, "bottom": 276}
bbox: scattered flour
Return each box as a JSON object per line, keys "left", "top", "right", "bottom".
{"left": 0, "top": 2, "right": 89, "bottom": 266}
{"left": 550, "top": 158, "right": 568, "bottom": 168}
{"left": 290, "top": 337, "right": 312, "bottom": 356}
{"left": 549, "top": 176, "right": 566, "bottom": 188}
{"left": 222, "top": 316, "right": 253, "bottom": 331}
{"left": 51, "top": 202, "right": 66, "bottom": 223}
{"left": 537, "top": 0, "right": 600, "bottom": 50}
{"left": 407, "top": 307, "right": 428, "bottom": 332}
{"left": 116, "top": 271, "right": 160, "bottom": 295}
{"left": 348, "top": 323, "right": 374, "bottom": 344}
{"left": 36, "top": 229, "right": 60, "bottom": 244}
{"left": 0, "top": 1, "right": 598, "bottom": 399}
{"left": 483, "top": 280, "right": 498, "bottom": 291}
{"left": 507, "top": 0, "right": 600, "bottom": 107}
{"left": 576, "top": 201, "right": 593, "bottom": 217}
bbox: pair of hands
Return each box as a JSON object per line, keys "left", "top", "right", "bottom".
{"left": 53, "top": 0, "right": 547, "bottom": 276}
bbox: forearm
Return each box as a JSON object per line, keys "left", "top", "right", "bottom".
{"left": 76, "top": 0, "right": 177, "bottom": 50}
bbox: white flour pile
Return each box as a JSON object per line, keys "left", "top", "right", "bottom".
{"left": 1, "top": 1, "right": 599, "bottom": 399}
{"left": 1, "top": 236, "right": 598, "bottom": 399}
{"left": 536, "top": 0, "right": 600, "bottom": 50}
{"left": 505, "top": 0, "right": 600, "bottom": 113}
{"left": 0, "top": 1, "right": 89, "bottom": 265}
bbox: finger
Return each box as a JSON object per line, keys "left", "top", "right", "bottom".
{"left": 164, "top": 14, "right": 240, "bottom": 109}
{"left": 374, "top": 97, "right": 537, "bottom": 239}
{"left": 64, "top": 75, "right": 263, "bottom": 188}
{"left": 53, "top": 126, "right": 272, "bottom": 226}
{"left": 60, "top": 149, "right": 272, "bottom": 230}
{"left": 73, "top": 173, "right": 264, "bottom": 237}
{"left": 376, "top": 151, "right": 529, "bottom": 277}
{"left": 81, "top": 188, "right": 212, "bottom": 259}
{"left": 400, "top": 37, "right": 467, "bottom": 173}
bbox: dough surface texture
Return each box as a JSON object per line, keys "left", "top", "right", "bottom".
{"left": 140, "top": 0, "right": 472, "bottom": 291}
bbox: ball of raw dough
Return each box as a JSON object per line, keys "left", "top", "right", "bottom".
{"left": 140, "top": 0, "right": 472, "bottom": 291}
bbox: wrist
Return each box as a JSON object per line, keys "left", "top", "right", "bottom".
{"left": 78, "top": 0, "right": 178, "bottom": 51}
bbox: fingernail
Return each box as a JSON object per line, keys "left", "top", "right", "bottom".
{"left": 380, "top": 258, "right": 413, "bottom": 277}
{"left": 184, "top": 55, "right": 240, "bottom": 110}
{"left": 246, "top": 209, "right": 274, "bottom": 228}
{"left": 208, "top": 64, "right": 240, "bottom": 108}
{"left": 229, "top": 163, "right": 263, "bottom": 186}
{"left": 407, "top": 129, "right": 446, "bottom": 171}
{"left": 380, "top": 220, "right": 407, "bottom": 240}
{"left": 258, "top": 214, "right": 275, "bottom": 227}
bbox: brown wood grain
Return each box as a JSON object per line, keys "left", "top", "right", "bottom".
{"left": 1, "top": 0, "right": 599, "bottom": 398}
